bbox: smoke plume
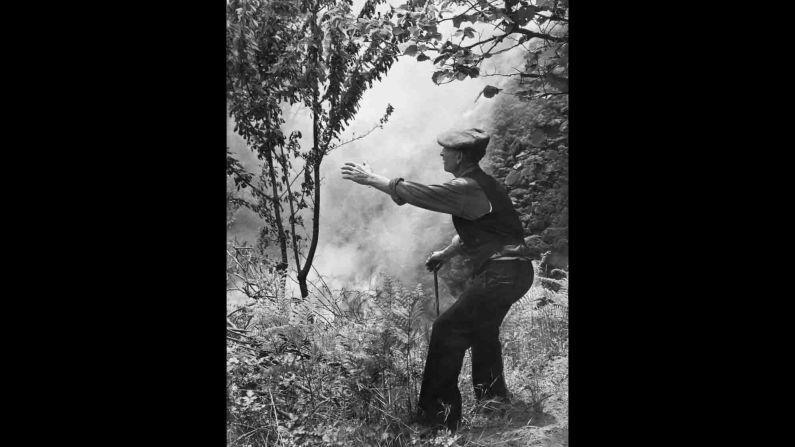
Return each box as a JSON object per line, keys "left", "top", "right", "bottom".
{"left": 227, "top": 1, "right": 530, "bottom": 299}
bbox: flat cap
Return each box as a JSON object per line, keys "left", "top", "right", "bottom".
{"left": 436, "top": 128, "right": 490, "bottom": 152}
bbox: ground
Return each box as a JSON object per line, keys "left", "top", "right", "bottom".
{"left": 406, "top": 354, "right": 569, "bottom": 446}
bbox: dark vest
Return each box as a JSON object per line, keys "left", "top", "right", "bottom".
{"left": 452, "top": 167, "right": 527, "bottom": 274}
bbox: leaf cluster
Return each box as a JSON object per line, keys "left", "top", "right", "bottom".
{"left": 227, "top": 0, "right": 400, "bottom": 297}
{"left": 387, "top": 0, "right": 568, "bottom": 99}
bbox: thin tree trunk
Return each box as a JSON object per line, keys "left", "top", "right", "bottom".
{"left": 279, "top": 144, "right": 304, "bottom": 324}
{"left": 297, "top": 8, "right": 322, "bottom": 299}
{"left": 297, "top": 103, "right": 321, "bottom": 299}
{"left": 262, "top": 146, "right": 289, "bottom": 302}
{"left": 279, "top": 144, "right": 302, "bottom": 276}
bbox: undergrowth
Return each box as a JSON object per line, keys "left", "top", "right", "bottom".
{"left": 227, "top": 248, "right": 569, "bottom": 447}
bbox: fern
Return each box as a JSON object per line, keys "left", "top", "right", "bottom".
{"left": 227, "top": 262, "right": 569, "bottom": 446}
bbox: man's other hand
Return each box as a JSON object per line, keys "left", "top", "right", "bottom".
{"left": 425, "top": 251, "right": 446, "bottom": 272}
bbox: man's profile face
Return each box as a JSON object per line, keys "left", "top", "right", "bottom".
{"left": 440, "top": 147, "right": 460, "bottom": 173}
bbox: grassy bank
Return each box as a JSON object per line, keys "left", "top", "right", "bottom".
{"left": 226, "top": 261, "right": 568, "bottom": 446}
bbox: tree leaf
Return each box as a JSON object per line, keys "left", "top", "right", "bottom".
{"left": 453, "top": 14, "right": 474, "bottom": 28}
{"left": 482, "top": 85, "right": 501, "bottom": 98}
{"left": 432, "top": 70, "right": 451, "bottom": 84}
{"left": 452, "top": 15, "right": 464, "bottom": 28}
{"left": 421, "top": 24, "right": 438, "bottom": 34}
{"left": 511, "top": 6, "right": 537, "bottom": 25}
{"left": 398, "top": 41, "right": 418, "bottom": 56}
{"left": 416, "top": 53, "right": 430, "bottom": 62}
{"left": 433, "top": 54, "right": 448, "bottom": 64}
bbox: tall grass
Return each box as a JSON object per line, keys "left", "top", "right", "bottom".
{"left": 226, "top": 260, "right": 568, "bottom": 446}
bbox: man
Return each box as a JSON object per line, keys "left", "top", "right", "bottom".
{"left": 340, "top": 128, "right": 534, "bottom": 432}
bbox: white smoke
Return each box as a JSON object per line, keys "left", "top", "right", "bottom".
{"left": 227, "top": 0, "right": 532, "bottom": 297}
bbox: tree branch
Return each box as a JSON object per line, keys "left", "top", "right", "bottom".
{"left": 462, "top": 26, "right": 564, "bottom": 52}
{"left": 542, "top": 13, "right": 568, "bottom": 23}
{"left": 277, "top": 166, "right": 306, "bottom": 201}
{"left": 435, "top": 3, "right": 481, "bottom": 23}
{"left": 233, "top": 173, "right": 277, "bottom": 202}
{"left": 326, "top": 119, "right": 387, "bottom": 153}
{"left": 539, "top": 91, "right": 569, "bottom": 98}
{"left": 280, "top": 143, "right": 303, "bottom": 275}
{"left": 514, "top": 27, "right": 567, "bottom": 43}
{"left": 481, "top": 40, "right": 524, "bottom": 58}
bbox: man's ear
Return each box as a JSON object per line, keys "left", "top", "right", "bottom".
{"left": 456, "top": 150, "right": 463, "bottom": 164}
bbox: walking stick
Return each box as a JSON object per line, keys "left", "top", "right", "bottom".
{"left": 434, "top": 267, "right": 440, "bottom": 317}
{"left": 431, "top": 262, "right": 442, "bottom": 317}
{"left": 427, "top": 257, "right": 442, "bottom": 317}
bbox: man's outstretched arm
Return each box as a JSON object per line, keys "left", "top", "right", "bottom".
{"left": 340, "top": 162, "right": 489, "bottom": 219}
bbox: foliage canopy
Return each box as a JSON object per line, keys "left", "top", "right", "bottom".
{"left": 227, "top": 0, "right": 398, "bottom": 298}
{"left": 388, "top": 0, "right": 568, "bottom": 100}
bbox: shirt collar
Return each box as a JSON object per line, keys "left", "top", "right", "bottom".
{"left": 456, "top": 165, "right": 480, "bottom": 178}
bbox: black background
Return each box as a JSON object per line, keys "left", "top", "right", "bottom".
{"left": 28, "top": 1, "right": 759, "bottom": 445}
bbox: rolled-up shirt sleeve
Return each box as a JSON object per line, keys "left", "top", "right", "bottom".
{"left": 388, "top": 176, "right": 490, "bottom": 220}
{"left": 388, "top": 177, "right": 407, "bottom": 205}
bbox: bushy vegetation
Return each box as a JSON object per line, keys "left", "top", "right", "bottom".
{"left": 482, "top": 92, "right": 569, "bottom": 273}
{"left": 227, "top": 245, "right": 569, "bottom": 446}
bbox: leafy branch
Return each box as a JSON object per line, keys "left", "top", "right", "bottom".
{"left": 227, "top": 0, "right": 399, "bottom": 298}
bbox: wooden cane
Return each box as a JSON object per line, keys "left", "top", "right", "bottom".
{"left": 433, "top": 266, "right": 440, "bottom": 317}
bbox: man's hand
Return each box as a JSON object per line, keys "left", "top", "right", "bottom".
{"left": 425, "top": 251, "right": 446, "bottom": 272}
{"left": 340, "top": 162, "right": 375, "bottom": 186}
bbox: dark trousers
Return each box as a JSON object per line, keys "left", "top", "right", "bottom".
{"left": 418, "top": 259, "right": 534, "bottom": 430}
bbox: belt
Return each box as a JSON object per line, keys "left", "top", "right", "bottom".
{"left": 487, "top": 256, "right": 532, "bottom": 262}
{"left": 473, "top": 256, "right": 533, "bottom": 277}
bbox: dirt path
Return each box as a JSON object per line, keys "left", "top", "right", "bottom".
{"left": 455, "top": 356, "right": 569, "bottom": 446}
